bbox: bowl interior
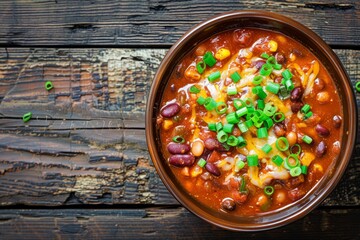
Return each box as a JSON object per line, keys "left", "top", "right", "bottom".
{"left": 146, "top": 11, "right": 357, "bottom": 231}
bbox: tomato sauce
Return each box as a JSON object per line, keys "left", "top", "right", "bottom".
{"left": 156, "top": 28, "right": 343, "bottom": 216}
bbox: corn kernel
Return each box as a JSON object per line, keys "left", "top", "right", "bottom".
{"left": 313, "top": 163, "right": 323, "bottom": 172}
{"left": 215, "top": 48, "right": 231, "bottom": 60}
{"left": 269, "top": 40, "right": 278, "bottom": 52}
{"left": 162, "top": 120, "right": 173, "bottom": 130}
{"left": 191, "top": 165, "right": 203, "bottom": 177}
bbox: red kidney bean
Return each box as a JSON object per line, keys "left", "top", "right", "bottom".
{"left": 275, "top": 52, "right": 286, "bottom": 64}
{"left": 290, "top": 87, "right": 303, "bottom": 102}
{"left": 315, "top": 141, "right": 327, "bottom": 157}
{"left": 160, "top": 102, "right": 180, "bottom": 118}
{"left": 205, "top": 162, "right": 221, "bottom": 176}
{"left": 233, "top": 29, "right": 252, "bottom": 46}
{"left": 333, "top": 115, "right": 342, "bottom": 128}
{"left": 288, "top": 188, "right": 305, "bottom": 201}
{"left": 169, "top": 154, "right": 195, "bottom": 167}
{"left": 315, "top": 124, "right": 330, "bottom": 137}
{"left": 221, "top": 198, "right": 236, "bottom": 211}
{"left": 204, "top": 138, "right": 218, "bottom": 151}
{"left": 273, "top": 123, "right": 286, "bottom": 137}
{"left": 167, "top": 143, "right": 190, "bottom": 154}
{"left": 291, "top": 101, "right": 304, "bottom": 113}
{"left": 314, "top": 78, "right": 325, "bottom": 91}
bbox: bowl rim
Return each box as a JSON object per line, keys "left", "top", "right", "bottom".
{"left": 146, "top": 10, "right": 357, "bottom": 231}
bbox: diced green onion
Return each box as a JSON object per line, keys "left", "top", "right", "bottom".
{"left": 189, "top": 85, "right": 201, "bottom": 94}
{"left": 279, "top": 85, "right": 290, "bottom": 100}
{"left": 208, "top": 71, "right": 221, "bottom": 82}
{"left": 208, "top": 123, "right": 216, "bottom": 132}
{"left": 257, "top": 127, "right": 268, "bottom": 138}
{"left": 303, "top": 111, "right": 313, "bottom": 120}
{"left": 22, "top": 112, "right": 32, "bottom": 123}
{"left": 301, "top": 165, "right": 308, "bottom": 175}
{"left": 253, "top": 119, "right": 264, "bottom": 128}
{"left": 302, "top": 135, "right": 313, "bottom": 144}
{"left": 233, "top": 99, "right": 244, "bottom": 110}
{"left": 264, "top": 186, "right": 275, "bottom": 196}
{"left": 196, "top": 61, "right": 206, "bottom": 74}
{"left": 252, "top": 86, "right": 267, "bottom": 100}
{"left": 226, "top": 112, "right": 240, "bottom": 124}
{"left": 282, "top": 69, "right": 293, "bottom": 80}
{"left": 301, "top": 104, "right": 311, "bottom": 114}
{"left": 273, "top": 112, "right": 285, "bottom": 122}
{"left": 247, "top": 106, "right": 255, "bottom": 114}
{"left": 230, "top": 71, "right": 241, "bottom": 83}
{"left": 284, "top": 79, "right": 294, "bottom": 91}
{"left": 216, "top": 102, "right": 228, "bottom": 114}
{"left": 235, "top": 159, "right": 245, "bottom": 170}
{"left": 261, "top": 53, "right": 270, "bottom": 59}
{"left": 261, "top": 144, "right": 273, "bottom": 154}
{"left": 266, "top": 82, "right": 280, "bottom": 94}
{"left": 263, "top": 103, "right": 277, "bottom": 117}
{"left": 247, "top": 154, "right": 259, "bottom": 167}
{"left": 276, "top": 137, "right": 289, "bottom": 151}
{"left": 204, "top": 97, "right": 217, "bottom": 111}
{"left": 237, "top": 136, "right": 247, "bottom": 147}
{"left": 272, "top": 155, "right": 284, "bottom": 166}
{"left": 216, "top": 122, "right": 223, "bottom": 132}
{"left": 196, "top": 96, "right": 206, "bottom": 105}
{"left": 285, "top": 154, "right": 300, "bottom": 169}
{"left": 244, "top": 98, "right": 253, "bottom": 107}
{"left": 239, "top": 176, "right": 247, "bottom": 193}
{"left": 217, "top": 130, "right": 228, "bottom": 143}
{"left": 227, "top": 86, "right": 237, "bottom": 96}
{"left": 290, "top": 144, "right": 302, "bottom": 155}
{"left": 223, "top": 123, "right": 234, "bottom": 133}
{"left": 356, "top": 81, "right": 360, "bottom": 92}
{"left": 266, "top": 56, "right": 277, "bottom": 66}
{"left": 263, "top": 117, "right": 274, "bottom": 129}
{"left": 273, "top": 63, "right": 282, "bottom": 70}
{"left": 197, "top": 158, "right": 207, "bottom": 167}
{"left": 227, "top": 135, "right": 239, "bottom": 146}
{"left": 236, "top": 107, "right": 248, "bottom": 118}
{"left": 290, "top": 166, "right": 302, "bottom": 177}
{"left": 252, "top": 75, "right": 264, "bottom": 85}
{"left": 45, "top": 81, "right": 54, "bottom": 91}
{"left": 259, "top": 63, "right": 273, "bottom": 76}
{"left": 172, "top": 135, "right": 185, "bottom": 143}
{"left": 203, "top": 51, "right": 217, "bottom": 67}
{"left": 245, "top": 119, "right": 253, "bottom": 128}
{"left": 257, "top": 99, "right": 265, "bottom": 110}
{"left": 237, "top": 122, "right": 248, "bottom": 133}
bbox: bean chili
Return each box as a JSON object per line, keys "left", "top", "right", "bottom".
{"left": 156, "top": 28, "right": 343, "bottom": 216}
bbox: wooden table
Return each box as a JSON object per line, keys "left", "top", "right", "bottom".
{"left": 0, "top": 1, "right": 359, "bottom": 239}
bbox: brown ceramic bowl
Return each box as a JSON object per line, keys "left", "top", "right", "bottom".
{"left": 146, "top": 10, "right": 357, "bottom": 231}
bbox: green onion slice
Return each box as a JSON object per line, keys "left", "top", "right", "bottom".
{"left": 196, "top": 61, "right": 206, "bottom": 74}
{"left": 217, "top": 130, "right": 228, "bottom": 143}
{"left": 208, "top": 71, "right": 221, "bottom": 82}
{"left": 204, "top": 97, "right": 217, "bottom": 111}
{"left": 239, "top": 176, "right": 248, "bottom": 193}
{"left": 226, "top": 112, "right": 240, "bottom": 124}
{"left": 301, "top": 104, "right": 311, "bottom": 114}
{"left": 257, "top": 99, "right": 265, "bottom": 110}
{"left": 237, "top": 122, "right": 248, "bottom": 133}
{"left": 266, "top": 82, "right": 280, "bottom": 94}
{"left": 216, "top": 122, "right": 223, "bottom": 132}
{"left": 257, "top": 127, "right": 268, "bottom": 138}
{"left": 282, "top": 69, "right": 293, "bottom": 80}
{"left": 263, "top": 103, "right": 277, "bottom": 117}
{"left": 208, "top": 123, "right": 216, "bottom": 132}
{"left": 233, "top": 99, "right": 245, "bottom": 110}
{"left": 252, "top": 86, "right": 267, "bottom": 100}
{"left": 302, "top": 135, "right": 313, "bottom": 144}
{"left": 45, "top": 81, "right": 54, "bottom": 91}
{"left": 266, "top": 56, "right": 277, "bottom": 66}
{"left": 290, "top": 144, "right": 302, "bottom": 155}
{"left": 276, "top": 137, "right": 289, "bottom": 151}
{"left": 273, "top": 112, "right": 285, "bottom": 122}
{"left": 301, "top": 165, "right": 308, "bottom": 175}
{"left": 172, "top": 135, "right": 185, "bottom": 143}
{"left": 259, "top": 63, "right": 273, "bottom": 76}
{"left": 227, "top": 135, "right": 239, "bottom": 146}
{"left": 272, "top": 155, "right": 284, "bottom": 166}
{"left": 264, "top": 186, "right": 275, "bottom": 196}
{"left": 196, "top": 96, "right": 206, "bottom": 105}
{"left": 22, "top": 112, "right": 32, "bottom": 123}
{"left": 203, "top": 51, "right": 217, "bottom": 67}
{"left": 215, "top": 102, "right": 227, "bottom": 114}
{"left": 247, "top": 154, "right": 259, "bottom": 167}
{"left": 227, "top": 86, "right": 237, "bottom": 96}
{"left": 261, "top": 53, "right": 270, "bottom": 59}
{"left": 290, "top": 166, "right": 302, "bottom": 177}
{"left": 285, "top": 154, "right": 300, "bottom": 169}
{"left": 261, "top": 144, "right": 272, "bottom": 154}
{"left": 236, "top": 107, "right": 248, "bottom": 118}
{"left": 356, "top": 81, "right": 360, "bottom": 92}
{"left": 189, "top": 85, "right": 201, "bottom": 94}
{"left": 237, "top": 136, "right": 247, "bottom": 147}
{"left": 197, "top": 158, "right": 207, "bottom": 167}
{"left": 252, "top": 75, "right": 263, "bottom": 85}
{"left": 223, "top": 123, "right": 234, "bottom": 133}
{"left": 230, "top": 71, "right": 241, "bottom": 83}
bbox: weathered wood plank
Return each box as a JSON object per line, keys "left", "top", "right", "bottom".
{"left": 0, "top": 48, "right": 359, "bottom": 126}
{"left": 0, "top": 208, "right": 359, "bottom": 239}
{"left": 0, "top": 0, "right": 359, "bottom": 46}
{"left": 0, "top": 48, "right": 359, "bottom": 206}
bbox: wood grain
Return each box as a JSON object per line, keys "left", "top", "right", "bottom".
{"left": 0, "top": 48, "right": 359, "bottom": 206}
{"left": 0, "top": 0, "right": 359, "bottom": 47}
{"left": 0, "top": 208, "right": 359, "bottom": 239}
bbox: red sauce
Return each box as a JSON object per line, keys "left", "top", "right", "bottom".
{"left": 157, "top": 28, "right": 342, "bottom": 216}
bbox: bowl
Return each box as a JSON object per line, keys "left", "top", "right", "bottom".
{"left": 146, "top": 10, "right": 357, "bottom": 231}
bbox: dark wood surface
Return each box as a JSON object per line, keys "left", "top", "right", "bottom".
{"left": 0, "top": 1, "right": 359, "bottom": 239}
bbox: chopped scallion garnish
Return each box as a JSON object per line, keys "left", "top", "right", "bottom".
{"left": 203, "top": 51, "right": 217, "bottom": 67}
{"left": 208, "top": 71, "right": 221, "bottom": 82}
{"left": 276, "top": 137, "right": 289, "bottom": 151}
{"left": 247, "top": 154, "right": 259, "bottom": 167}
{"left": 230, "top": 71, "right": 241, "bottom": 83}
